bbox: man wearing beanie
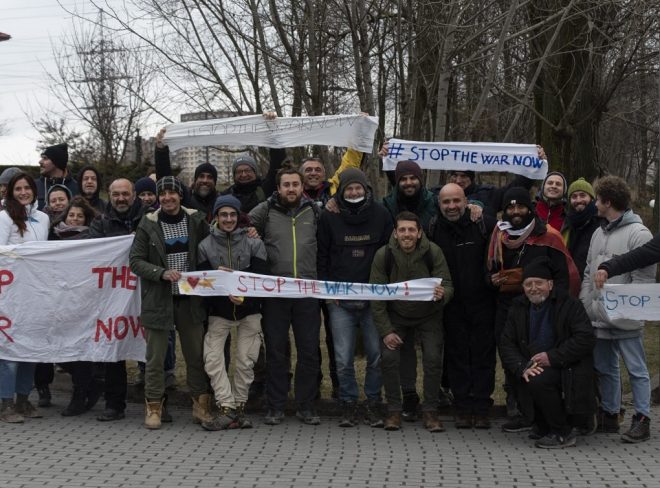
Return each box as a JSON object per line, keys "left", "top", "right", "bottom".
{"left": 382, "top": 160, "right": 437, "bottom": 230}
{"left": 220, "top": 153, "right": 284, "bottom": 213}
{"left": 77, "top": 165, "right": 106, "bottom": 214}
{"left": 130, "top": 175, "right": 211, "bottom": 429}
{"left": 487, "top": 186, "right": 580, "bottom": 431}
{"left": 560, "top": 178, "right": 605, "bottom": 279}
{"left": 196, "top": 194, "right": 268, "bottom": 431}
{"left": 317, "top": 168, "right": 392, "bottom": 428}
{"left": 36, "top": 143, "right": 79, "bottom": 210}
{"left": 535, "top": 171, "right": 567, "bottom": 231}
{"left": 500, "top": 256, "right": 596, "bottom": 449}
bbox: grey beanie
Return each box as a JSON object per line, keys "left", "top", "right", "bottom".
{"left": 232, "top": 155, "right": 258, "bottom": 177}
{"left": 0, "top": 167, "right": 22, "bottom": 186}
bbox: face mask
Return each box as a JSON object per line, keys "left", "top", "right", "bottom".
{"left": 344, "top": 196, "right": 365, "bottom": 204}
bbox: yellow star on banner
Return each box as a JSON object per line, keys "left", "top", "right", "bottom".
{"left": 198, "top": 277, "right": 216, "bottom": 289}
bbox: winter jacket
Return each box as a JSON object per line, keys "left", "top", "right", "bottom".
{"left": 248, "top": 195, "right": 318, "bottom": 279}
{"left": 129, "top": 207, "right": 209, "bottom": 330}
{"left": 88, "top": 199, "right": 146, "bottom": 238}
{"left": 197, "top": 224, "right": 268, "bottom": 320}
{"left": 317, "top": 192, "right": 393, "bottom": 283}
{"left": 535, "top": 199, "right": 566, "bottom": 232}
{"left": 382, "top": 187, "right": 437, "bottom": 231}
{"left": 36, "top": 174, "right": 79, "bottom": 210}
{"left": 580, "top": 210, "right": 655, "bottom": 338}
{"left": 561, "top": 211, "right": 605, "bottom": 280}
{"left": 499, "top": 290, "right": 596, "bottom": 416}
{"left": 370, "top": 233, "right": 453, "bottom": 337}
{"left": 598, "top": 231, "right": 660, "bottom": 279}
{"left": 0, "top": 204, "right": 50, "bottom": 244}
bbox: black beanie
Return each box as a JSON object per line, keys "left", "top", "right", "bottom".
{"left": 42, "top": 143, "right": 69, "bottom": 170}
{"left": 394, "top": 160, "right": 423, "bottom": 183}
{"left": 502, "top": 187, "right": 533, "bottom": 211}
{"left": 523, "top": 256, "right": 554, "bottom": 281}
{"left": 338, "top": 168, "right": 369, "bottom": 194}
{"left": 450, "top": 170, "right": 476, "bottom": 181}
{"left": 194, "top": 163, "right": 218, "bottom": 183}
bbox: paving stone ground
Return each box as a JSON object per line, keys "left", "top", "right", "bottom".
{"left": 1, "top": 386, "right": 660, "bottom": 488}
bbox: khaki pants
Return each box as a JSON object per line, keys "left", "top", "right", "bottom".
{"left": 204, "top": 314, "right": 262, "bottom": 408}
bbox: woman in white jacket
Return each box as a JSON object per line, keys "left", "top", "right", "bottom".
{"left": 0, "top": 172, "right": 49, "bottom": 423}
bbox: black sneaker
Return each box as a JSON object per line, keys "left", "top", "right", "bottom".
{"left": 363, "top": 401, "right": 384, "bottom": 428}
{"left": 621, "top": 413, "right": 650, "bottom": 443}
{"left": 528, "top": 424, "right": 548, "bottom": 440}
{"left": 502, "top": 415, "right": 533, "bottom": 433}
{"left": 97, "top": 408, "right": 125, "bottom": 421}
{"left": 339, "top": 402, "right": 357, "bottom": 427}
{"left": 296, "top": 408, "right": 321, "bottom": 425}
{"left": 535, "top": 430, "right": 576, "bottom": 449}
{"left": 264, "top": 409, "right": 285, "bottom": 425}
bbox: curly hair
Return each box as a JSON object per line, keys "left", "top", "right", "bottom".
{"left": 53, "top": 195, "right": 98, "bottom": 227}
{"left": 594, "top": 176, "right": 631, "bottom": 212}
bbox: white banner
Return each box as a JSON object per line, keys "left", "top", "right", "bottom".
{"left": 601, "top": 284, "right": 660, "bottom": 321}
{"left": 382, "top": 139, "right": 548, "bottom": 179}
{"left": 0, "top": 236, "right": 145, "bottom": 362}
{"left": 164, "top": 114, "right": 379, "bottom": 153}
{"left": 178, "top": 270, "right": 441, "bottom": 301}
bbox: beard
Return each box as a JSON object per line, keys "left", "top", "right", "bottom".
{"left": 503, "top": 211, "right": 534, "bottom": 230}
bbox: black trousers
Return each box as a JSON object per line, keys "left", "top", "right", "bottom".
{"left": 104, "top": 361, "right": 127, "bottom": 411}
{"left": 522, "top": 367, "right": 570, "bottom": 435}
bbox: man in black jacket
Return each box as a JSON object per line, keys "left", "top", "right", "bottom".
{"left": 429, "top": 183, "right": 497, "bottom": 429}
{"left": 500, "top": 257, "right": 596, "bottom": 449}
{"left": 77, "top": 165, "right": 106, "bottom": 214}
{"left": 36, "top": 143, "right": 79, "bottom": 210}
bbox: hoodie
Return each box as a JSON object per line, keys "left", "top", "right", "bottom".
{"left": 77, "top": 165, "right": 106, "bottom": 213}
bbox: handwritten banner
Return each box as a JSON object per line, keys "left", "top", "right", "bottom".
{"left": 383, "top": 139, "right": 548, "bottom": 179}
{"left": 164, "top": 114, "right": 379, "bottom": 153}
{"left": 600, "top": 284, "right": 660, "bottom": 321}
{"left": 0, "top": 236, "right": 145, "bottom": 362}
{"left": 178, "top": 270, "right": 441, "bottom": 301}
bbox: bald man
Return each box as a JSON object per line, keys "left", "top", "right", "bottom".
{"left": 428, "top": 183, "right": 498, "bottom": 429}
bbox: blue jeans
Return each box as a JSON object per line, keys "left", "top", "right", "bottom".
{"left": 327, "top": 302, "right": 382, "bottom": 403}
{"left": 0, "top": 360, "right": 36, "bottom": 399}
{"left": 594, "top": 336, "right": 651, "bottom": 417}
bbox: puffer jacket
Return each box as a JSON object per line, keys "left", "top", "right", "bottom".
{"left": 0, "top": 204, "right": 50, "bottom": 244}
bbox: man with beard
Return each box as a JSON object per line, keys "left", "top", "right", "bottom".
{"left": 249, "top": 168, "right": 322, "bottom": 425}
{"left": 487, "top": 187, "right": 580, "bottom": 432}
{"left": 500, "top": 257, "right": 596, "bottom": 449}
{"left": 535, "top": 171, "right": 568, "bottom": 232}
{"left": 428, "top": 183, "right": 497, "bottom": 428}
{"left": 317, "top": 168, "right": 392, "bottom": 428}
{"left": 88, "top": 178, "right": 147, "bottom": 421}
{"left": 220, "top": 153, "right": 281, "bottom": 212}
{"left": 561, "top": 178, "right": 604, "bottom": 279}
{"left": 382, "top": 160, "right": 437, "bottom": 229}
{"left": 36, "top": 143, "right": 79, "bottom": 210}
{"left": 77, "top": 165, "right": 106, "bottom": 214}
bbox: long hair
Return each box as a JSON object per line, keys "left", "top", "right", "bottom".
{"left": 4, "top": 173, "right": 37, "bottom": 237}
{"left": 54, "top": 195, "right": 98, "bottom": 227}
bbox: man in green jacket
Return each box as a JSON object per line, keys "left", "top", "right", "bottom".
{"left": 129, "top": 176, "right": 211, "bottom": 429}
{"left": 370, "top": 211, "right": 453, "bottom": 432}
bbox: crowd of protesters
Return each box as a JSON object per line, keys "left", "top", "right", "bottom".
{"left": 0, "top": 113, "right": 657, "bottom": 450}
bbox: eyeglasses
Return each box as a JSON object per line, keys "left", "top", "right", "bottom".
{"left": 218, "top": 211, "right": 238, "bottom": 219}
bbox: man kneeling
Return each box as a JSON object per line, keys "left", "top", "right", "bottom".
{"left": 500, "top": 257, "right": 596, "bottom": 448}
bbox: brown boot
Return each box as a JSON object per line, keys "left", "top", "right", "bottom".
{"left": 192, "top": 393, "right": 213, "bottom": 424}
{"left": 384, "top": 411, "right": 401, "bottom": 431}
{"left": 144, "top": 398, "right": 163, "bottom": 430}
{"left": 0, "top": 399, "right": 24, "bottom": 423}
{"left": 423, "top": 411, "right": 445, "bottom": 432}
{"left": 15, "top": 394, "right": 42, "bottom": 419}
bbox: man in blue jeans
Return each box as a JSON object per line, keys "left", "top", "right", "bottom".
{"left": 317, "top": 168, "right": 392, "bottom": 427}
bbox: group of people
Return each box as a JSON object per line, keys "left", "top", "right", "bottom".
{"left": 0, "top": 120, "right": 657, "bottom": 450}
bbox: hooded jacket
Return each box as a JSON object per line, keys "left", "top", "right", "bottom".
{"left": 598, "top": 231, "right": 660, "bottom": 279}
{"left": 0, "top": 204, "right": 49, "bottom": 244}
{"left": 77, "top": 165, "right": 106, "bottom": 214}
{"left": 382, "top": 187, "right": 437, "bottom": 231}
{"left": 36, "top": 174, "right": 79, "bottom": 211}
{"left": 580, "top": 209, "right": 655, "bottom": 338}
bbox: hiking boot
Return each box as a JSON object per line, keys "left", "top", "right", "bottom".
{"left": 384, "top": 411, "right": 401, "bottom": 431}
{"left": 454, "top": 415, "right": 473, "bottom": 429}
{"left": 61, "top": 388, "right": 87, "bottom": 417}
{"left": 15, "top": 395, "right": 42, "bottom": 418}
{"left": 144, "top": 398, "right": 163, "bottom": 430}
{"left": 339, "top": 401, "right": 357, "bottom": 427}
{"left": 474, "top": 415, "right": 491, "bottom": 430}
{"left": 502, "top": 415, "right": 533, "bottom": 433}
{"left": 1, "top": 399, "right": 24, "bottom": 423}
{"left": 597, "top": 409, "right": 620, "bottom": 433}
{"left": 535, "top": 430, "right": 576, "bottom": 449}
{"left": 235, "top": 404, "right": 252, "bottom": 429}
{"left": 36, "top": 386, "right": 52, "bottom": 408}
{"left": 192, "top": 393, "right": 213, "bottom": 424}
{"left": 97, "top": 408, "right": 125, "bottom": 421}
{"left": 401, "top": 393, "right": 419, "bottom": 422}
{"left": 201, "top": 407, "right": 238, "bottom": 431}
{"left": 363, "top": 401, "right": 384, "bottom": 428}
{"left": 423, "top": 411, "right": 445, "bottom": 432}
{"left": 296, "top": 407, "right": 321, "bottom": 425}
{"left": 621, "top": 413, "right": 651, "bottom": 443}
{"left": 264, "top": 409, "right": 285, "bottom": 425}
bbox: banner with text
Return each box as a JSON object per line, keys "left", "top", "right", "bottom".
{"left": 164, "top": 114, "right": 379, "bottom": 153}
{"left": 383, "top": 139, "right": 548, "bottom": 179}
{"left": 600, "top": 284, "right": 660, "bottom": 321}
{"left": 178, "top": 270, "right": 441, "bottom": 301}
{"left": 0, "top": 236, "right": 145, "bottom": 362}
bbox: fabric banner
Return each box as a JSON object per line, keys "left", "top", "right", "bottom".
{"left": 382, "top": 139, "right": 548, "bottom": 179}
{"left": 0, "top": 236, "right": 145, "bottom": 362}
{"left": 601, "top": 284, "right": 660, "bottom": 321}
{"left": 163, "top": 114, "right": 379, "bottom": 153}
{"left": 178, "top": 270, "right": 441, "bottom": 301}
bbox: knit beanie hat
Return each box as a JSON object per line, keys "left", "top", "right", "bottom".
{"left": 135, "top": 176, "right": 157, "bottom": 196}
{"left": 156, "top": 176, "right": 183, "bottom": 197}
{"left": 394, "top": 160, "right": 423, "bottom": 183}
{"left": 523, "top": 256, "right": 554, "bottom": 281}
{"left": 567, "top": 177, "right": 595, "bottom": 199}
{"left": 232, "top": 155, "right": 258, "bottom": 178}
{"left": 502, "top": 187, "right": 533, "bottom": 211}
{"left": 541, "top": 171, "right": 568, "bottom": 200}
{"left": 194, "top": 162, "right": 218, "bottom": 183}
{"left": 450, "top": 170, "right": 476, "bottom": 181}
{"left": 0, "top": 167, "right": 21, "bottom": 186}
{"left": 42, "top": 143, "right": 69, "bottom": 170}
{"left": 338, "top": 168, "right": 369, "bottom": 194}
{"left": 213, "top": 194, "right": 242, "bottom": 216}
